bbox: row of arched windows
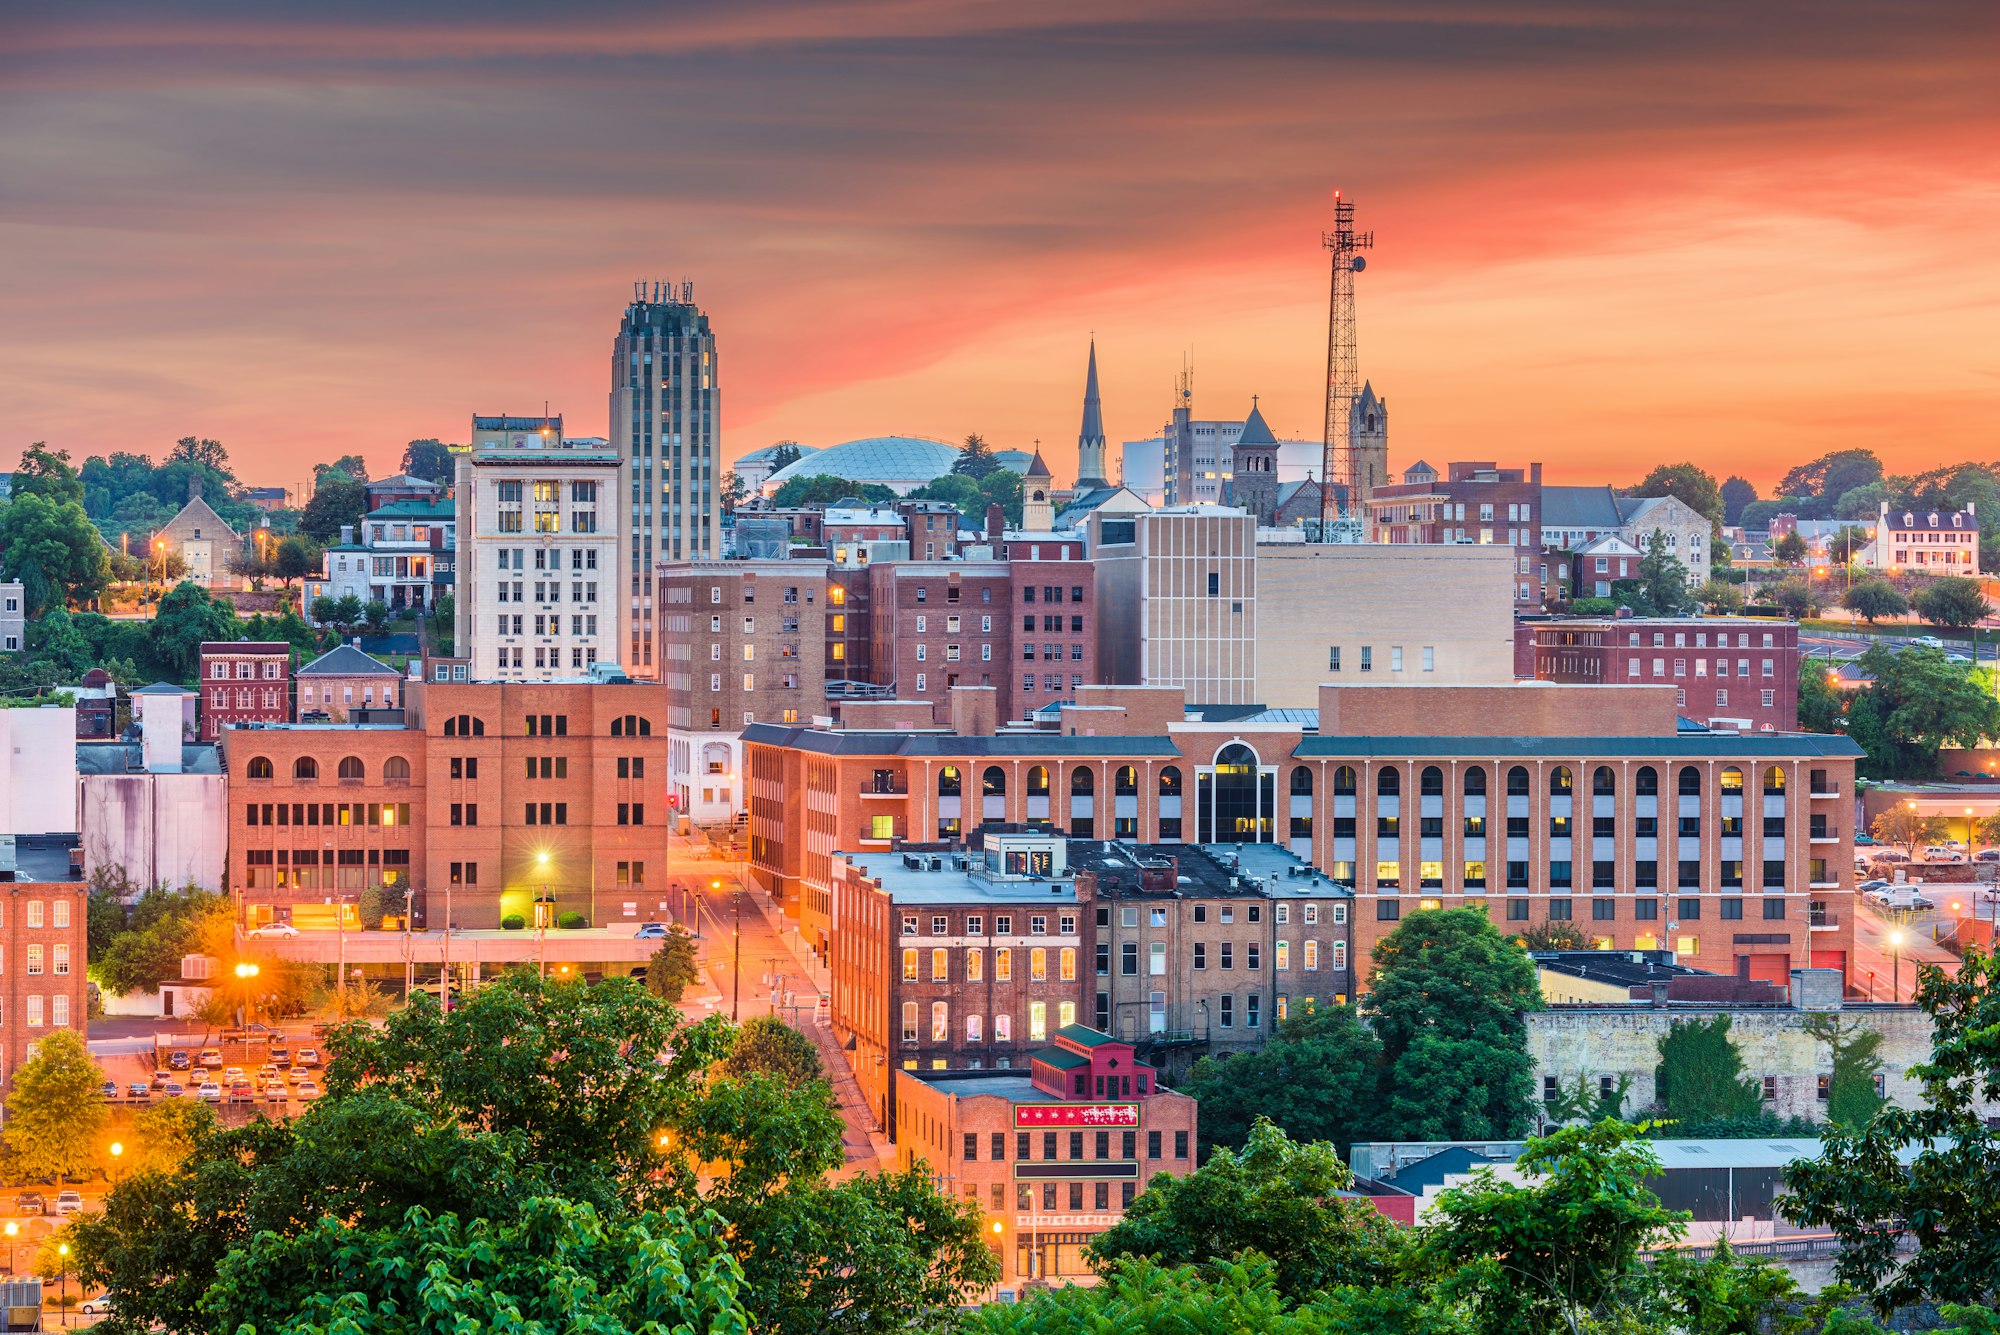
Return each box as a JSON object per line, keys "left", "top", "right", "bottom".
{"left": 244, "top": 755, "right": 411, "bottom": 782}
{"left": 937, "top": 764, "right": 1186, "bottom": 798}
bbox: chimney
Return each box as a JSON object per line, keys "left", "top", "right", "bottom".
{"left": 187, "top": 474, "right": 202, "bottom": 502}
{"left": 985, "top": 503, "right": 1004, "bottom": 545}
{"left": 340, "top": 524, "right": 354, "bottom": 545}
{"left": 141, "top": 692, "right": 184, "bottom": 774}
{"left": 1648, "top": 981, "right": 1670, "bottom": 1008}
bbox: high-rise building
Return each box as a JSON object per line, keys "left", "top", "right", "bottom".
{"left": 611, "top": 284, "right": 720, "bottom": 677}
{"left": 454, "top": 415, "right": 624, "bottom": 681}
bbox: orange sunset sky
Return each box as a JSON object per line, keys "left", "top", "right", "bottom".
{"left": 3, "top": 1, "right": 1996, "bottom": 493}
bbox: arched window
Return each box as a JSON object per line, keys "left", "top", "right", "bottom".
{"left": 1115, "top": 766, "right": 1138, "bottom": 796}
{"left": 1593, "top": 766, "right": 1615, "bottom": 796}
{"left": 1507, "top": 766, "right": 1530, "bottom": 796}
{"left": 337, "top": 756, "right": 364, "bottom": 781}
{"left": 1764, "top": 765, "right": 1786, "bottom": 793}
{"left": 1549, "top": 766, "right": 1573, "bottom": 795}
{"left": 1420, "top": 766, "right": 1444, "bottom": 797}
{"left": 444, "top": 713, "right": 484, "bottom": 737}
{"left": 246, "top": 756, "right": 273, "bottom": 780}
{"left": 1462, "top": 767, "right": 1487, "bottom": 797}
{"left": 1026, "top": 765, "right": 1050, "bottom": 796}
{"left": 1333, "top": 766, "right": 1357, "bottom": 796}
{"left": 611, "top": 714, "right": 652, "bottom": 737}
{"left": 1071, "top": 766, "right": 1095, "bottom": 796}
{"left": 938, "top": 765, "right": 961, "bottom": 797}
{"left": 384, "top": 756, "right": 411, "bottom": 783}
{"left": 611, "top": 716, "right": 623, "bottom": 736}
{"left": 443, "top": 715, "right": 457, "bottom": 737}
{"left": 1376, "top": 768, "right": 1400, "bottom": 797}
{"left": 1636, "top": 766, "right": 1659, "bottom": 797}
{"left": 293, "top": 757, "right": 319, "bottom": 781}
{"left": 1720, "top": 767, "right": 1744, "bottom": 793}
{"left": 1679, "top": 766, "right": 1702, "bottom": 796}
{"left": 1159, "top": 766, "right": 1182, "bottom": 797}
{"left": 1290, "top": 766, "right": 1313, "bottom": 796}
{"left": 982, "top": 766, "right": 1007, "bottom": 797}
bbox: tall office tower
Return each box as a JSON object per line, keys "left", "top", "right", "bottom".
{"left": 611, "top": 282, "right": 719, "bottom": 678}
{"left": 455, "top": 416, "right": 625, "bottom": 681}
{"left": 1075, "top": 340, "right": 1111, "bottom": 492}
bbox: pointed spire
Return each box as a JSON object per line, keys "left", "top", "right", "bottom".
{"left": 1075, "top": 339, "right": 1110, "bottom": 490}
{"left": 1026, "top": 447, "right": 1052, "bottom": 479}
{"left": 1237, "top": 398, "right": 1278, "bottom": 447}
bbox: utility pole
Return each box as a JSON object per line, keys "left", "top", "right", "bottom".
{"left": 441, "top": 882, "right": 453, "bottom": 1011}
{"left": 730, "top": 885, "right": 742, "bottom": 1021}
{"left": 403, "top": 888, "right": 415, "bottom": 998}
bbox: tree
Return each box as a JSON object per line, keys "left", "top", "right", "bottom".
{"left": 980, "top": 1257, "right": 1338, "bottom": 1335}
{"left": 1182, "top": 1006, "right": 1385, "bottom": 1154}
{"left": 645, "top": 925, "right": 700, "bottom": 1002}
{"left": 3, "top": 1029, "right": 108, "bottom": 1181}
{"left": 1870, "top": 805, "right": 1950, "bottom": 856}
{"left": 127, "top": 1099, "right": 216, "bottom": 1177}
{"left": 297, "top": 469, "right": 367, "bottom": 544}
{"left": 1774, "top": 531, "right": 1808, "bottom": 565}
{"left": 1842, "top": 577, "right": 1909, "bottom": 624}
{"left": 1802, "top": 1017, "right": 1888, "bottom": 1131}
{"left": 1835, "top": 482, "right": 1893, "bottom": 521}
{"left": 721, "top": 469, "right": 747, "bottom": 515}
{"left": 1785, "top": 946, "right": 2000, "bottom": 1309}
{"left": 719, "top": 1016, "right": 825, "bottom": 1088}
{"left": 399, "top": 438, "right": 454, "bottom": 485}
{"left": 271, "top": 535, "right": 320, "bottom": 588}
{"left": 1850, "top": 643, "right": 2000, "bottom": 778}
{"left": 1634, "top": 533, "right": 1694, "bottom": 615}
{"left": 1368, "top": 909, "right": 1542, "bottom": 1140}
{"left": 363, "top": 598, "right": 390, "bottom": 632}
{"left": 12, "top": 442, "right": 86, "bottom": 507}
{"left": 0, "top": 492, "right": 112, "bottom": 614}
{"left": 1087, "top": 1118, "right": 1401, "bottom": 1302}
{"left": 1720, "top": 475, "right": 1758, "bottom": 526}
{"left": 314, "top": 592, "right": 363, "bottom": 635}
{"left": 1516, "top": 920, "right": 1589, "bottom": 951}
{"left": 90, "top": 888, "right": 230, "bottom": 995}
{"left": 1693, "top": 579, "right": 1745, "bottom": 614}
{"left": 1654, "top": 1015, "right": 1761, "bottom": 1126}
{"left": 1830, "top": 525, "right": 1872, "bottom": 565}
{"left": 768, "top": 442, "right": 803, "bottom": 473}
{"left": 1630, "top": 463, "right": 1722, "bottom": 530}
{"left": 1543, "top": 1072, "right": 1630, "bottom": 1125}
{"left": 1767, "top": 576, "right": 1820, "bottom": 620}
{"left": 151, "top": 581, "right": 238, "bottom": 681}
{"left": 314, "top": 454, "right": 371, "bottom": 484}
{"left": 768, "top": 475, "right": 897, "bottom": 509}
{"left": 1915, "top": 575, "right": 1992, "bottom": 629}
{"left": 167, "top": 435, "right": 230, "bottom": 472}
{"left": 1799, "top": 657, "right": 1846, "bottom": 734}
{"left": 978, "top": 466, "right": 1024, "bottom": 528}
{"left": 1779, "top": 450, "right": 1884, "bottom": 517}
{"left": 952, "top": 431, "right": 1000, "bottom": 480}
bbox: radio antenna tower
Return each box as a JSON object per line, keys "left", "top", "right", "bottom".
{"left": 1319, "top": 190, "right": 1373, "bottom": 528}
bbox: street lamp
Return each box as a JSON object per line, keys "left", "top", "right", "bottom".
{"left": 721, "top": 880, "right": 740, "bottom": 1022}
{"left": 3, "top": 1220, "right": 16, "bottom": 1276}
{"left": 536, "top": 850, "right": 552, "bottom": 981}
{"left": 58, "top": 1241, "right": 70, "bottom": 1324}
{"left": 234, "top": 961, "right": 260, "bottom": 1029}
{"left": 1887, "top": 927, "right": 1907, "bottom": 1002}
{"left": 108, "top": 1140, "right": 123, "bottom": 1182}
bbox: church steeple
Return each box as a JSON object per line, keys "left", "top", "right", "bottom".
{"left": 1022, "top": 447, "right": 1055, "bottom": 531}
{"left": 1075, "top": 340, "right": 1111, "bottom": 491}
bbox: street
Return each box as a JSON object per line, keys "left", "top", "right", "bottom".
{"left": 1847, "top": 896, "right": 1966, "bottom": 1002}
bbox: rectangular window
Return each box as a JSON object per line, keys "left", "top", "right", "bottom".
{"left": 1029, "top": 1002, "right": 1048, "bottom": 1042}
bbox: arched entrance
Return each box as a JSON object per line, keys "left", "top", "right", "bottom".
{"left": 1197, "top": 743, "right": 1272, "bottom": 843}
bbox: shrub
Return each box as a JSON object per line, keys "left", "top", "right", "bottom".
{"left": 558, "top": 912, "right": 587, "bottom": 929}
{"left": 500, "top": 914, "right": 525, "bottom": 931}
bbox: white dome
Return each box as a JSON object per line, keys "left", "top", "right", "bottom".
{"left": 762, "top": 435, "right": 961, "bottom": 495}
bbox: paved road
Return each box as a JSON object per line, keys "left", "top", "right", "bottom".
{"left": 1848, "top": 897, "right": 1966, "bottom": 1001}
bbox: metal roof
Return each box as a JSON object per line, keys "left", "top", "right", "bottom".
{"left": 298, "top": 645, "right": 400, "bottom": 677}
{"left": 763, "top": 436, "right": 960, "bottom": 488}
{"left": 741, "top": 723, "right": 1179, "bottom": 757}
{"left": 1293, "top": 734, "right": 1865, "bottom": 759}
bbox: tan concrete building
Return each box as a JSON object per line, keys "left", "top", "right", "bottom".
{"left": 1091, "top": 507, "right": 1259, "bottom": 705}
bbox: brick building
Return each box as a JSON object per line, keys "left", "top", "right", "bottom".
{"left": 998, "top": 533, "right": 1096, "bottom": 715}
{"left": 746, "top": 679, "right": 1862, "bottom": 989}
{"left": 296, "top": 644, "right": 405, "bottom": 722}
{"left": 867, "top": 560, "right": 1017, "bottom": 716}
{"left": 1365, "top": 461, "right": 1546, "bottom": 608}
{"left": 198, "top": 641, "right": 292, "bottom": 740}
{"left": 1, "top": 840, "right": 89, "bottom": 1094}
{"left": 894, "top": 1027, "right": 1198, "bottom": 1290}
{"left": 1515, "top": 618, "right": 1799, "bottom": 733}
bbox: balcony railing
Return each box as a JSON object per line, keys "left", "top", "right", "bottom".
{"left": 861, "top": 781, "right": 910, "bottom": 796}
{"left": 1810, "top": 912, "right": 1841, "bottom": 931}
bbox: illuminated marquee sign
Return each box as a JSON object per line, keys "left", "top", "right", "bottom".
{"left": 1014, "top": 1102, "right": 1139, "bottom": 1128}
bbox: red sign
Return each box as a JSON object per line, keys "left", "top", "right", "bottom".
{"left": 667, "top": 793, "right": 681, "bottom": 809}
{"left": 1015, "top": 1103, "right": 1139, "bottom": 1128}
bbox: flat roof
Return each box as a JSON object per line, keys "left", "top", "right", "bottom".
{"left": 75, "top": 743, "right": 224, "bottom": 776}
{"left": 742, "top": 724, "right": 1177, "bottom": 758}
{"left": 903, "top": 1070, "right": 1062, "bottom": 1102}
{"left": 1293, "top": 735, "right": 1865, "bottom": 759}
{"left": 842, "top": 849, "right": 1078, "bottom": 907}
{"left": 4, "top": 834, "right": 83, "bottom": 883}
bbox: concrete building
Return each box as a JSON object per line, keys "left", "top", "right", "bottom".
{"left": 453, "top": 416, "right": 624, "bottom": 682}
{"left": 297, "top": 644, "right": 404, "bottom": 722}
{"left": 997, "top": 531, "right": 1097, "bottom": 716}
{"left": 760, "top": 436, "right": 962, "bottom": 500}
{"left": 0, "top": 581, "right": 22, "bottom": 653}
{"left": 198, "top": 641, "right": 291, "bottom": 740}
{"left": 1367, "top": 461, "right": 1546, "bottom": 609}
{"left": 302, "top": 530, "right": 372, "bottom": 623}
{"left": 0, "top": 706, "right": 78, "bottom": 836}
{"left": 1092, "top": 506, "right": 1258, "bottom": 705}
{"left": 894, "top": 1027, "right": 1198, "bottom": 1291}
{"left": 731, "top": 443, "right": 818, "bottom": 494}
{"left": 1517, "top": 618, "right": 1800, "bottom": 733}
{"left": 77, "top": 682, "right": 226, "bottom": 891}
{"left": 659, "top": 561, "right": 833, "bottom": 826}
{"left": 152, "top": 479, "right": 241, "bottom": 588}
{"left": 1, "top": 840, "right": 89, "bottom": 1094}
{"left": 1862, "top": 500, "right": 1979, "bottom": 572}
{"left": 611, "top": 286, "right": 721, "bottom": 674}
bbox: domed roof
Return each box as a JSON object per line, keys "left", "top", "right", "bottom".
{"left": 990, "top": 449, "right": 1035, "bottom": 474}
{"left": 737, "top": 442, "right": 819, "bottom": 465}
{"left": 763, "top": 435, "right": 960, "bottom": 490}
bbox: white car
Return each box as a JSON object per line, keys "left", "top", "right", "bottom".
{"left": 246, "top": 922, "right": 299, "bottom": 939}
{"left": 79, "top": 1297, "right": 115, "bottom": 1315}
{"left": 1912, "top": 635, "right": 1946, "bottom": 649}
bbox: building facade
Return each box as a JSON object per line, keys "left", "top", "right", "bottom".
{"left": 1366, "top": 462, "right": 1546, "bottom": 609}
{"left": 1517, "top": 618, "right": 1800, "bottom": 733}
{"left": 1092, "top": 507, "right": 1259, "bottom": 704}
{"left": 0, "top": 581, "right": 22, "bottom": 653}
{"left": 78, "top": 686, "right": 227, "bottom": 892}
{"left": 893, "top": 1027, "right": 1198, "bottom": 1290}
{"left": 612, "top": 286, "right": 721, "bottom": 675}
{"left": 198, "top": 641, "right": 292, "bottom": 740}
{"left": 453, "top": 416, "right": 624, "bottom": 681}
{"left": 1863, "top": 501, "right": 1979, "bottom": 572}
{"left": 1, "top": 852, "right": 89, "bottom": 1094}
{"left": 297, "top": 644, "right": 405, "bottom": 722}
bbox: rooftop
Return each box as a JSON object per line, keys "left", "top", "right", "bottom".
{"left": 366, "top": 499, "right": 454, "bottom": 520}
{"left": 840, "top": 846, "right": 1079, "bottom": 907}
{"left": 903, "top": 1070, "right": 1066, "bottom": 1102}
{"left": 75, "top": 742, "right": 223, "bottom": 776}
{"left": 298, "top": 644, "right": 401, "bottom": 678}
{"left": 1532, "top": 949, "right": 1705, "bottom": 988}
{"left": 3, "top": 833, "right": 83, "bottom": 883}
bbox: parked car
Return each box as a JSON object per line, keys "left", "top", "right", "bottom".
{"left": 79, "top": 1297, "right": 115, "bottom": 1315}
{"left": 126, "top": 1081, "right": 150, "bottom": 1099}
{"left": 1858, "top": 879, "right": 1894, "bottom": 894}
{"left": 634, "top": 922, "right": 669, "bottom": 939}
{"left": 160, "top": 1081, "right": 186, "bottom": 1097}
{"left": 269, "top": 1046, "right": 291, "bottom": 1065}
{"left": 1875, "top": 849, "right": 1913, "bottom": 863}
{"left": 295, "top": 1047, "right": 322, "bottom": 1068}
{"left": 198, "top": 1048, "right": 224, "bottom": 1069}
{"left": 246, "top": 922, "right": 299, "bottom": 939}
{"left": 197, "top": 1084, "right": 223, "bottom": 1103}
{"left": 14, "top": 1191, "right": 44, "bottom": 1215}
{"left": 54, "top": 1190, "right": 84, "bottom": 1216}
{"left": 168, "top": 1050, "right": 191, "bottom": 1070}
{"left": 1923, "top": 846, "right": 1962, "bottom": 863}
{"left": 1976, "top": 850, "right": 2000, "bottom": 863}
{"left": 1879, "top": 888, "right": 1936, "bottom": 911}
{"left": 1913, "top": 635, "right": 1946, "bottom": 649}
{"left": 1946, "top": 653, "right": 1972, "bottom": 664}
{"left": 263, "top": 1082, "right": 289, "bottom": 1102}
{"left": 99, "top": 1079, "right": 118, "bottom": 1099}
{"left": 296, "top": 1080, "right": 323, "bottom": 1098}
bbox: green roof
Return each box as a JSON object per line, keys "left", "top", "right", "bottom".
{"left": 366, "top": 500, "right": 454, "bottom": 520}
{"left": 1033, "top": 1047, "right": 1091, "bottom": 1071}
{"left": 1055, "top": 1024, "right": 1119, "bottom": 1048}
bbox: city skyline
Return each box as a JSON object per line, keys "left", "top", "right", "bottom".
{"left": 4, "top": 2, "right": 1996, "bottom": 488}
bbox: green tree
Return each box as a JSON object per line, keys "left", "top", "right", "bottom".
{"left": 1516, "top": 920, "right": 1589, "bottom": 951}
{"left": 721, "top": 469, "right": 747, "bottom": 515}
{"left": 1799, "top": 657, "right": 1846, "bottom": 733}
{"left": 980, "top": 1257, "right": 1342, "bottom": 1335}
{"left": 1852, "top": 643, "right": 2000, "bottom": 778}
{"left": 11, "top": 442, "right": 87, "bottom": 507}
{"left": 1842, "top": 577, "right": 1908, "bottom": 624}
{"left": 645, "top": 925, "right": 701, "bottom": 1003}
{"left": 1654, "top": 1015, "right": 1761, "bottom": 1126}
{"left": 1768, "top": 576, "right": 1820, "bottom": 620}
{"left": 315, "top": 453, "right": 371, "bottom": 484}
{"left": 31, "top": 605, "right": 96, "bottom": 676}
{"left": 0, "top": 492, "right": 112, "bottom": 614}
{"left": 126, "top": 1099, "right": 216, "bottom": 1177}
{"left": 719, "top": 1016, "right": 825, "bottom": 1088}
{"left": 979, "top": 467, "right": 1024, "bottom": 527}
{"left": 363, "top": 598, "right": 390, "bottom": 632}
{"left": 952, "top": 431, "right": 1000, "bottom": 480}
{"left": 1785, "top": 947, "right": 2000, "bottom": 1310}
{"left": 1367, "top": 908, "right": 1542, "bottom": 1140}
{"left": 90, "top": 888, "right": 230, "bottom": 995}
{"left": 1915, "top": 575, "right": 1992, "bottom": 629}
{"left": 1182, "top": 1005, "right": 1384, "bottom": 1154}
{"left": 767, "top": 442, "right": 803, "bottom": 473}
{"left": 1630, "top": 463, "right": 1723, "bottom": 529}
{"left": 1830, "top": 525, "right": 1873, "bottom": 565}
{"left": 399, "top": 438, "right": 454, "bottom": 485}
{"left": 1693, "top": 579, "right": 1745, "bottom": 614}
{"left": 150, "top": 581, "right": 239, "bottom": 681}
{"left": 1720, "top": 476, "right": 1758, "bottom": 526}
{"left": 1835, "top": 482, "right": 1892, "bottom": 521}
{"left": 271, "top": 535, "right": 320, "bottom": 588}
{"left": 768, "top": 475, "right": 898, "bottom": 508}
{"left": 166, "top": 436, "right": 230, "bottom": 472}
{"left": 1780, "top": 450, "right": 1885, "bottom": 518}
{"left": 1870, "top": 805, "right": 1950, "bottom": 856}
{"left": 1087, "top": 1118, "right": 1401, "bottom": 1302}
{"left": 1774, "top": 531, "right": 1808, "bottom": 565}
{"left": 314, "top": 592, "right": 364, "bottom": 634}
{"left": 298, "top": 469, "right": 367, "bottom": 544}
{"left": 3, "top": 1029, "right": 108, "bottom": 1181}
{"left": 1543, "top": 1072, "right": 1630, "bottom": 1125}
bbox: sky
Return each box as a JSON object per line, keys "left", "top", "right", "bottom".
{"left": 3, "top": 1, "right": 1997, "bottom": 495}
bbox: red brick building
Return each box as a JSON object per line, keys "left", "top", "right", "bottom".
{"left": 866, "top": 560, "right": 1015, "bottom": 716}
{"left": 1516, "top": 618, "right": 1800, "bottom": 732}
{"left": 2, "top": 841, "right": 89, "bottom": 1094}
{"left": 199, "top": 640, "right": 292, "bottom": 740}
{"left": 998, "top": 534, "right": 1096, "bottom": 717}
{"left": 1365, "top": 461, "right": 1546, "bottom": 608}
{"left": 893, "top": 1026, "right": 1197, "bottom": 1291}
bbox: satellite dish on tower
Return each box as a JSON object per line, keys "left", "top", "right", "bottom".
{"left": 1351, "top": 256, "right": 1367, "bottom": 273}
